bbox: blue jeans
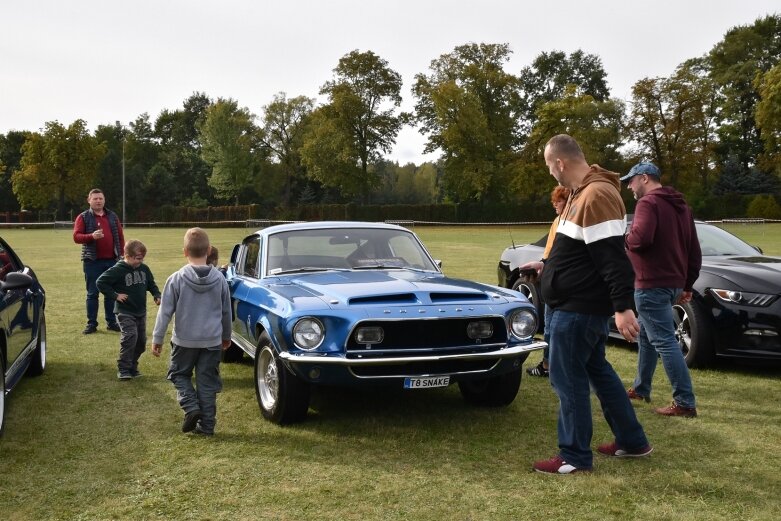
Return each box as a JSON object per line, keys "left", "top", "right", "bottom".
{"left": 542, "top": 303, "right": 552, "bottom": 362}
{"left": 633, "top": 288, "right": 696, "bottom": 409}
{"left": 549, "top": 310, "right": 649, "bottom": 468}
{"left": 84, "top": 259, "right": 118, "bottom": 328}
{"left": 168, "top": 344, "right": 223, "bottom": 434}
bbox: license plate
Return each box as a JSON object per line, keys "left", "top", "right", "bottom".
{"left": 403, "top": 376, "right": 450, "bottom": 389}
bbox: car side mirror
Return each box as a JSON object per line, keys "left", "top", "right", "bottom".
{"left": 753, "top": 245, "right": 764, "bottom": 254}
{"left": 435, "top": 259, "right": 442, "bottom": 269}
{"left": 1, "top": 271, "right": 33, "bottom": 291}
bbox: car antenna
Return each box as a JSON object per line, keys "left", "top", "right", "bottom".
{"left": 508, "top": 225, "right": 516, "bottom": 249}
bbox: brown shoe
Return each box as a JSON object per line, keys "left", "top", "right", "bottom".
{"left": 655, "top": 401, "right": 697, "bottom": 418}
{"left": 627, "top": 387, "right": 650, "bottom": 403}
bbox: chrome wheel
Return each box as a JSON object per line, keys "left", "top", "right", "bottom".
{"left": 256, "top": 346, "right": 279, "bottom": 412}
{"left": 672, "top": 304, "right": 691, "bottom": 358}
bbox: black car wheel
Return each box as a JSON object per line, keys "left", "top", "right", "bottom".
{"left": 673, "top": 301, "right": 715, "bottom": 368}
{"left": 512, "top": 278, "right": 544, "bottom": 333}
{"left": 458, "top": 367, "right": 522, "bottom": 407}
{"left": 25, "top": 313, "right": 46, "bottom": 377}
{"left": 254, "top": 331, "right": 310, "bottom": 424}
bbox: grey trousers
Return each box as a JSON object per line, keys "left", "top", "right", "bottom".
{"left": 117, "top": 313, "right": 146, "bottom": 374}
{"left": 167, "top": 344, "right": 223, "bottom": 433}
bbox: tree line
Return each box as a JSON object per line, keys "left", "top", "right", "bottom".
{"left": 1, "top": 15, "right": 780, "bottom": 222}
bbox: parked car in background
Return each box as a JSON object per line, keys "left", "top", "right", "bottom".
{"left": 498, "top": 221, "right": 781, "bottom": 368}
{"left": 0, "top": 237, "right": 47, "bottom": 437}
{"left": 225, "top": 221, "right": 545, "bottom": 424}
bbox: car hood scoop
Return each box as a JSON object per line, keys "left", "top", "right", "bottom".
{"left": 285, "top": 270, "right": 502, "bottom": 306}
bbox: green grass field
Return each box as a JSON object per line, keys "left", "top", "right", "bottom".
{"left": 1, "top": 224, "right": 780, "bottom": 520}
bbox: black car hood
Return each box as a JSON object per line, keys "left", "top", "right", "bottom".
{"left": 702, "top": 256, "right": 781, "bottom": 293}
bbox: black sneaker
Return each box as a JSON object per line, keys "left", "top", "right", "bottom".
{"left": 117, "top": 372, "right": 132, "bottom": 380}
{"left": 526, "top": 361, "right": 549, "bottom": 377}
{"left": 83, "top": 325, "right": 98, "bottom": 335}
{"left": 131, "top": 370, "right": 143, "bottom": 378}
{"left": 107, "top": 323, "right": 121, "bottom": 332}
{"left": 182, "top": 410, "right": 202, "bottom": 432}
{"left": 193, "top": 425, "right": 214, "bottom": 436}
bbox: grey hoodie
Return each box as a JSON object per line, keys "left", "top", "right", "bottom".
{"left": 152, "top": 264, "right": 231, "bottom": 349}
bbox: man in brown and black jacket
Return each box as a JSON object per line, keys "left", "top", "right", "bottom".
{"left": 528, "top": 134, "right": 652, "bottom": 474}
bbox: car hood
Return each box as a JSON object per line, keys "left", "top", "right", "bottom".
{"left": 702, "top": 255, "right": 781, "bottom": 293}
{"left": 268, "top": 270, "right": 517, "bottom": 309}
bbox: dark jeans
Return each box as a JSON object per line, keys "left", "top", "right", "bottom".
{"left": 548, "top": 309, "right": 649, "bottom": 468}
{"left": 84, "top": 258, "right": 117, "bottom": 328}
{"left": 117, "top": 313, "right": 146, "bottom": 375}
{"left": 167, "top": 344, "right": 223, "bottom": 434}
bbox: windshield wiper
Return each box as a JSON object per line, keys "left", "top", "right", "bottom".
{"left": 270, "top": 267, "right": 348, "bottom": 275}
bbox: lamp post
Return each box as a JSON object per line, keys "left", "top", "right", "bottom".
{"left": 122, "top": 136, "right": 126, "bottom": 225}
{"left": 117, "top": 120, "right": 127, "bottom": 225}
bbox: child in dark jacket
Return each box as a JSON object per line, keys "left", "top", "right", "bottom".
{"left": 97, "top": 240, "right": 161, "bottom": 379}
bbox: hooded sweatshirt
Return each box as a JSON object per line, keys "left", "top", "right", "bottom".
{"left": 625, "top": 186, "right": 701, "bottom": 291}
{"left": 540, "top": 165, "right": 635, "bottom": 316}
{"left": 152, "top": 264, "right": 231, "bottom": 349}
{"left": 96, "top": 260, "right": 160, "bottom": 316}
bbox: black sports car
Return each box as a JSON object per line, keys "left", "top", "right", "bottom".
{"left": 498, "top": 221, "right": 781, "bottom": 367}
{"left": 0, "top": 236, "right": 46, "bottom": 436}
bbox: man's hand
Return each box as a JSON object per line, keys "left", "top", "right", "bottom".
{"left": 92, "top": 228, "right": 104, "bottom": 240}
{"left": 614, "top": 309, "right": 640, "bottom": 342}
{"left": 519, "top": 261, "right": 544, "bottom": 278}
{"left": 677, "top": 291, "right": 692, "bottom": 305}
{"left": 152, "top": 343, "right": 162, "bottom": 357}
{"left": 222, "top": 339, "right": 231, "bottom": 351}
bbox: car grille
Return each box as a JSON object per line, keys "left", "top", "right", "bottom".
{"left": 345, "top": 317, "right": 507, "bottom": 357}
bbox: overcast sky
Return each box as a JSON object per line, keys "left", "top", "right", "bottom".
{"left": 2, "top": 1, "right": 778, "bottom": 164}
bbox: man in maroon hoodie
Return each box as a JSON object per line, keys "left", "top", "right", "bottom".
{"left": 623, "top": 162, "right": 701, "bottom": 418}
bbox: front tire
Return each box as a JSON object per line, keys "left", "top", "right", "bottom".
{"left": 512, "top": 278, "right": 543, "bottom": 333}
{"left": 254, "top": 332, "right": 310, "bottom": 424}
{"left": 673, "top": 301, "right": 714, "bottom": 368}
{"left": 458, "top": 367, "right": 522, "bottom": 407}
{"left": 25, "top": 313, "right": 46, "bottom": 377}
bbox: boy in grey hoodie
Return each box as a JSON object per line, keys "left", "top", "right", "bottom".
{"left": 152, "top": 228, "right": 232, "bottom": 435}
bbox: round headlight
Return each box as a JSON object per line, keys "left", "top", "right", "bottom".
{"left": 292, "top": 317, "right": 325, "bottom": 350}
{"left": 509, "top": 310, "right": 536, "bottom": 340}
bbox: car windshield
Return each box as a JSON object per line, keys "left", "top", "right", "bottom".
{"left": 265, "top": 227, "right": 438, "bottom": 275}
{"left": 696, "top": 223, "right": 761, "bottom": 256}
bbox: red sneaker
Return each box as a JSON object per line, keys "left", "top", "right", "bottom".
{"left": 532, "top": 455, "right": 591, "bottom": 474}
{"left": 627, "top": 388, "right": 650, "bottom": 403}
{"left": 597, "top": 441, "right": 654, "bottom": 458}
{"left": 655, "top": 401, "right": 697, "bottom": 418}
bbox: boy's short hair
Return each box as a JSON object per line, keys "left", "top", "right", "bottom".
{"left": 206, "top": 245, "right": 219, "bottom": 266}
{"left": 124, "top": 239, "right": 147, "bottom": 257}
{"left": 184, "top": 227, "right": 210, "bottom": 258}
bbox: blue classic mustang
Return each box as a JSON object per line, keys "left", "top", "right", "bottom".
{"left": 226, "top": 221, "right": 545, "bottom": 424}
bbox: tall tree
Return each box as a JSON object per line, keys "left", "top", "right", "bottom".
{"left": 412, "top": 43, "right": 521, "bottom": 203}
{"left": 154, "top": 92, "right": 213, "bottom": 206}
{"left": 709, "top": 15, "right": 781, "bottom": 173}
{"left": 260, "top": 93, "right": 314, "bottom": 206}
{"left": 199, "top": 98, "right": 260, "bottom": 205}
{"left": 627, "top": 59, "right": 720, "bottom": 190}
{"left": 12, "top": 120, "right": 106, "bottom": 219}
{"left": 302, "top": 50, "right": 405, "bottom": 201}
{"left": 755, "top": 62, "right": 781, "bottom": 176}
{"left": 517, "top": 49, "right": 611, "bottom": 136}
{"left": 0, "top": 130, "right": 29, "bottom": 212}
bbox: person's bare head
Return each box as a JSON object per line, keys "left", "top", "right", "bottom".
{"left": 184, "top": 227, "right": 210, "bottom": 259}
{"left": 543, "top": 134, "right": 588, "bottom": 189}
{"left": 87, "top": 188, "right": 105, "bottom": 213}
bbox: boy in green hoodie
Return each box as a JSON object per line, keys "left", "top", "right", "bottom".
{"left": 97, "top": 240, "right": 161, "bottom": 379}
